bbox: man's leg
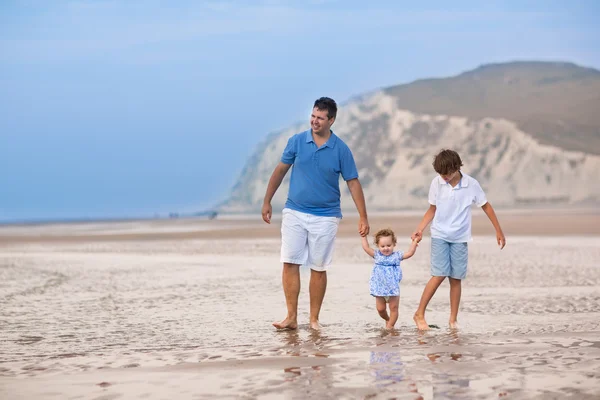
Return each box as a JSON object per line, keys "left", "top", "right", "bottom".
{"left": 306, "top": 215, "right": 340, "bottom": 330}
{"left": 448, "top": 277, "right": 461, "bottom": 329}
{"left": 413, "top": 276, "right": 445, "bottom": 330}
{"left": 273, "top": 263, "right": 300, "bottom": 330}
{"left": 309, "top": 269, "right": 326, "bottom": 330}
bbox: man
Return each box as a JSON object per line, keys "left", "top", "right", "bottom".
{"left": 261, "top": 97, "right": 370, "bottom": 330}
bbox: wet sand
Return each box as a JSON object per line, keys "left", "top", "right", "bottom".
{"left": 1, "top": 210, "right": 600, "bottom": 399}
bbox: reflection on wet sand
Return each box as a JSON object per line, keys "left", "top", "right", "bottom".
{"left": 1, "top": 230, "right": 599, "bottom": 399}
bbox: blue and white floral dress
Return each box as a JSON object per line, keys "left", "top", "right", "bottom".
{"left": 369, "top": 250, "right": 403, "bottom": 297}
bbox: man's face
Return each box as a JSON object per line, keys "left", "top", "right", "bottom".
{"left": 310, "top": 107, "right": 334, "bottom": 135}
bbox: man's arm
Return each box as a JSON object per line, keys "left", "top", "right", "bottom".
{"left": 261, "top": 162, "right": 292, "bottom": 224}
{"left": 411, "top": 205, "right": 436, "bottom": 242}
{"left": 346, "top": 178, "right": 369, "bottom": 236}
{"left": 481, "top": 202, "right": 506, "bottom": 249}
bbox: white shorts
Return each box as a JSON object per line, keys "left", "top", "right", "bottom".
{"left": 280, "top": 208, "right": 341, "bottom": 271}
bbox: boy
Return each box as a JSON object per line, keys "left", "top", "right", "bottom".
{"left": 411, "top": 149, "right": 505, "bottom": 330}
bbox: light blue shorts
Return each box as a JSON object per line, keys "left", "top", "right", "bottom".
{"left": 431, "top": 238, "right": 468, "bottom": 280}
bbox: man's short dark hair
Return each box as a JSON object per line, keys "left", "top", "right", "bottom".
{"left": 314, "top": 97, "right": 337, "bottom": 120}
{"left": 433, "top": 149, "right": 463, "bottom": 175}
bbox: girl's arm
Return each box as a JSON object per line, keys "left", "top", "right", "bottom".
{"left": 401, "top": 239, "right": 419, "bottom": 260}
{"left": 361, "top": 236, "right": 375, "bottom": 257}
{"left": 481, "top": 202, "right": 506, "bottom": 249}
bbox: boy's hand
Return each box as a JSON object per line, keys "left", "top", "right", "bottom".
{"left": 411, "top": 230, "right": 423, "bottom": 243}
{"left": 497, "top": 231, "right": 506, "bottom": 249}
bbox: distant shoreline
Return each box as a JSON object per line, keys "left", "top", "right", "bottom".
{"left": 1, "top": 208, "right": 598, "bottom": 245}
{"left": 2, "top": 205, "right": 598, "bottom": 227}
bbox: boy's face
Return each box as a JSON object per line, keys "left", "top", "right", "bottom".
{"left": 377, "top": 236, "right": 395, "bottom": 256}
{"left": 440, "top": 169, "right": 459, "bottom": 184}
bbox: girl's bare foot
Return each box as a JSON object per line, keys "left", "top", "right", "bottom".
{"left": 309, "top": 320, "right": 321, "bottom": 330}
{"left": 413, "top": 314, "right": 429, "bottom": 331}
{"left": 273, "top": 318, "right": 298, "bottom": 330}
{"left": 449, "top": 320, "right": 459, "bottom": 329}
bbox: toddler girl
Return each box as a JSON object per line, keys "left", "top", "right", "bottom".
{"left": 361, "top": 228, "right": 418, "bottom": 329}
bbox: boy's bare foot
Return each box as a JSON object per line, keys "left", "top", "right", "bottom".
{"left": 309, "top": 320, "right": 321, "bottom": 330}
{"left": 413, "top": 314, "right": 429, "bottom": 331}
{"left": 273, "top": 318, "right": 298, "bottom": 330}
{"left": 449, "top": 320, "right": 459, "bottom": 330}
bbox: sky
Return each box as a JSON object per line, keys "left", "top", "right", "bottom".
{"left": 1, "top": 0, "right": 599, "bottom": 222}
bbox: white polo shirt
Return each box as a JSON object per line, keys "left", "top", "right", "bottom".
{"left": 428, "top": 172, "right": 488, "bottom": 243}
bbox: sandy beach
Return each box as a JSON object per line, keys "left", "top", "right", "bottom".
{"left": 1, "top": 210, "right": 600, "bottom": 399}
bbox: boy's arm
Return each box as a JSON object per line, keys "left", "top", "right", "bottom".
{"left": 262, "top": 162, "right": 292, "bottom": 224}
{"left": 481, "top": 202, "right": 506, "bottom": 249}
{"left": 361, "top": 236, "right": 375, "bottom": 258}
{"left": 411, "top": 205, "right": 436, "bottom": 242}
{"left": 401, "top": 239, "right": 419, "bottom": 260}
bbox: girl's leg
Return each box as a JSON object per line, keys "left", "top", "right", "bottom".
{"left": 448, "top": 277, "right": 461, "bottom": 328}
{"left": 375, "top": 297, "right": 389, "bottom": 321}
{"left": 413, "top": 276, "right": 446, "bottom": 330}
{"left": 386, "top": 296, "right": 400, "bottom": 329}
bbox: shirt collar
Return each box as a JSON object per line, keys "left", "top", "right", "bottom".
{"left": 305, "top": 129, "right": 337, "bottom": 148}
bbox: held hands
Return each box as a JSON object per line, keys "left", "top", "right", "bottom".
{"left": 358, "top": 217, "right": 370, "bottom": 237}
{"left": 261, "top": 202, "right": 272, "bottom": 224}
{"left": 411, "top": 230, "right": 423, "bottom": 243}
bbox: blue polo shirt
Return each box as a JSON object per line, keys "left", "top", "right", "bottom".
{"left": 281, "top": 129, "right": 359, "bottom": 218}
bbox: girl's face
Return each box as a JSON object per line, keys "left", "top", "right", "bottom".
{"left": 377, "top": 236, "right": 395, "bottom": 256}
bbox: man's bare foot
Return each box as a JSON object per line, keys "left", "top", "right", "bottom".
{"left": 413, "top": 314, "right": 429, "bottom": 331}
{"left": 273, "top": 318, "right": 298, "bottom": 330}
{"left": 449, "top": 320, "right": 459, "bottom": 330}
{"left": 309, "top": 320, "right": 321, "bottom": 330}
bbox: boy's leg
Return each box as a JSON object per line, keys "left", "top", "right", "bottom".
{"left": 273, "top": 263, "right": 301, "bottom": 330}
{"left": 448, "top": 241, "right": 468, "bottom": 328}
{"left": 387, "top": 296, "right": 400, "bottom": 329}
{"left": 375, "top": 297, "right": 389, "bottom": 321}
{"left": 414, "top": 238, "right": 451, "bottom": 330}
{"left": 413, "top": 276, "right": 445, "bottom": 330}
{"left": 448, "top": 278, "right": 461, "bottom": 328}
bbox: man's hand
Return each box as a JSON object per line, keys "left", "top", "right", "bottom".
{"left": 261, "top": 202, "right": 272, "bottom": 224}
{"left": 497, "top": 230, "right": 506, "bottom": 249}
{"left": 411, "top": 230, "right": 423, "bottom": 243}
{"left": 358, "top": 217, "right": 370, "bottom": 237}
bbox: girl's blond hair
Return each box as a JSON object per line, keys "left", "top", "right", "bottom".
{"left": 374, "top": 228, "right": 397, "bottom": 245}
